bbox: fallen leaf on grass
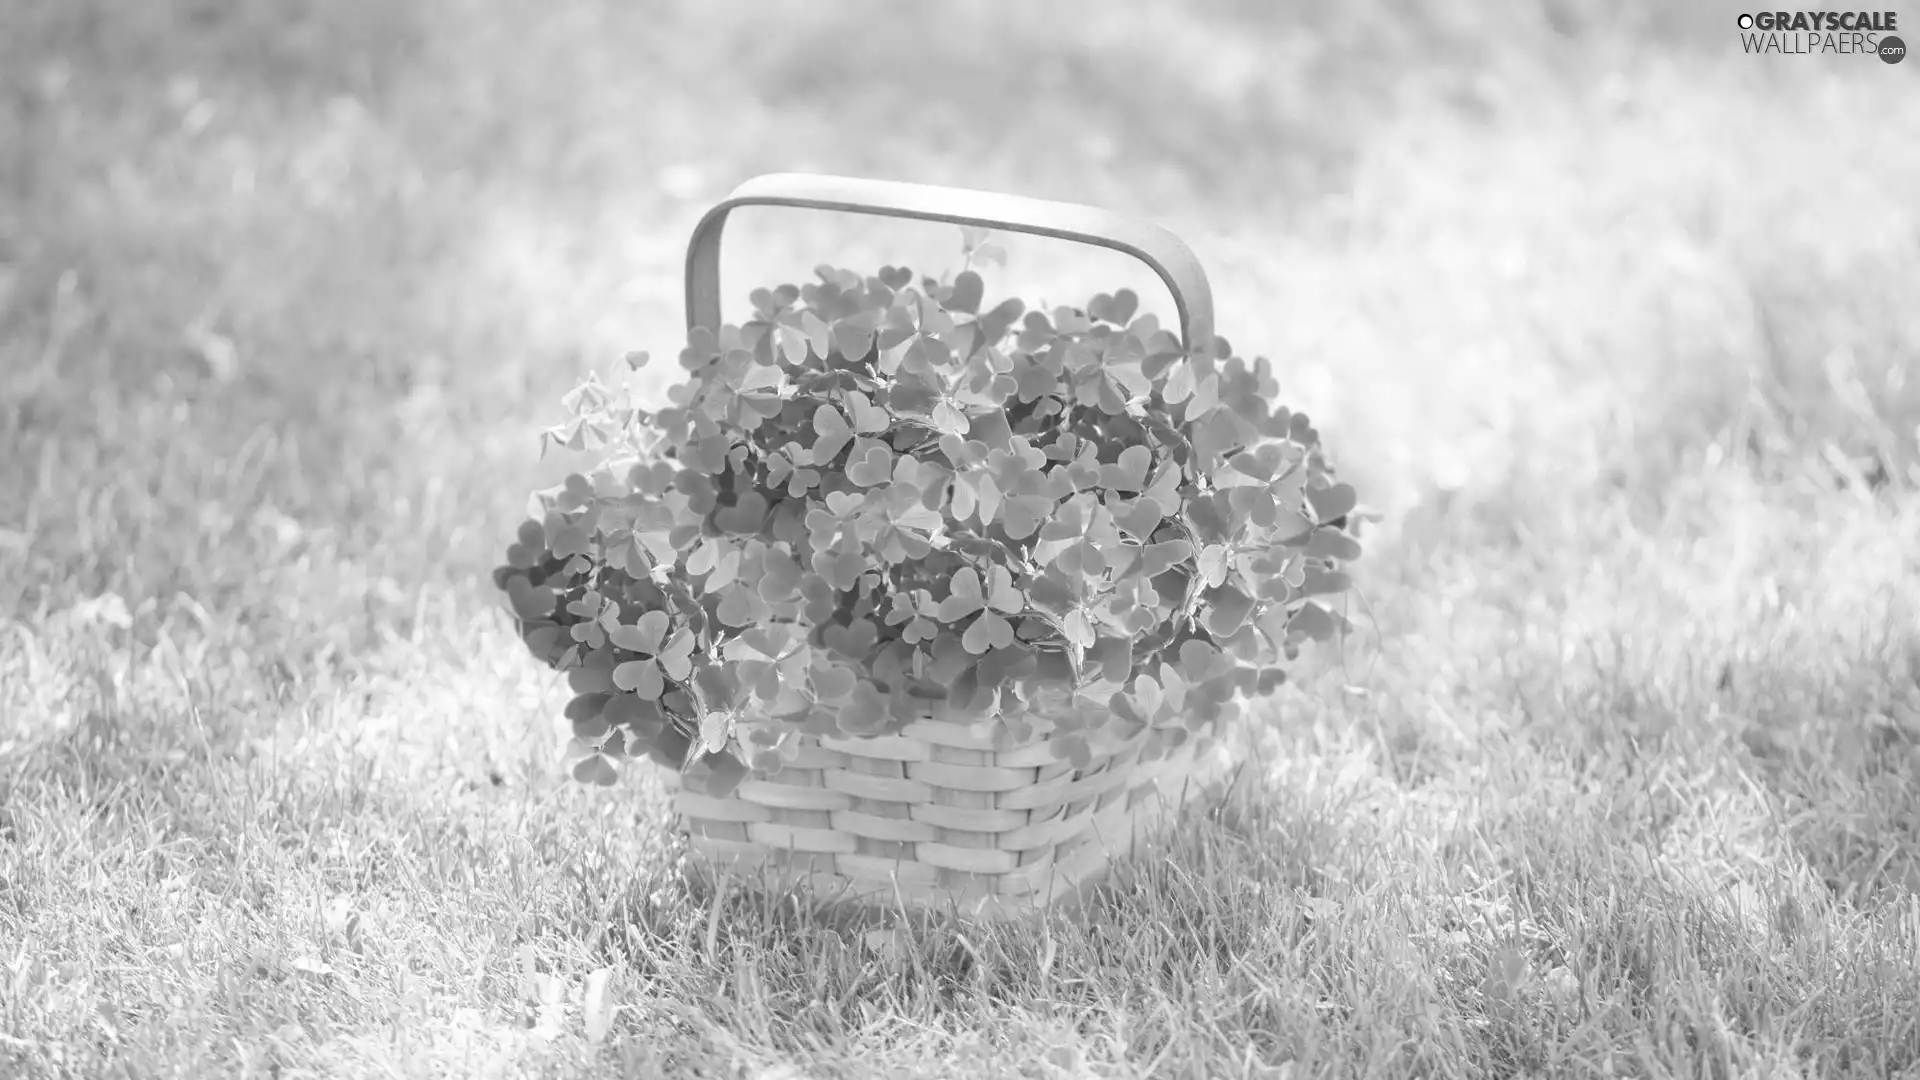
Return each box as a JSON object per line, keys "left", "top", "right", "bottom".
{"left": 323, "top": 895, "right": 362, "bottom": 950}
{"left": 289, "top": 956, "right": 333, "bottom": 978}
{"left": 582, "top": 966, "right": 614, "bottom": 1045}
{"left": 185, "top": 324, "right": 240, "bottom": 382}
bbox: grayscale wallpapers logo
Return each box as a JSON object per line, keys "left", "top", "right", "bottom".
{"left": 1735, "top": 11, "right": 1905, "bottom": 62}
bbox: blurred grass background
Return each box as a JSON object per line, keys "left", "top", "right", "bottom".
{"left": 2, "top": 0, "right": 1918, "bottom": 1076}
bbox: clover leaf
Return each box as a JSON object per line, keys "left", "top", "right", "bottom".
{"left": 499, "top": 253, "right": 1362, "bottom": 786}
{"left": 846, "top": 441, "right": 894, "bottom": 487}
{"left": 609, "top": 612, "right": 696, "bottom": 701}
{"left": 936, "top": 566, "right": 1023, "bottom": 622}
{"left": 1087, "top": 289, "right": 1139, "bottom": 326}
{"left": 812, "top": 403, "right": 857, "bottom": 465}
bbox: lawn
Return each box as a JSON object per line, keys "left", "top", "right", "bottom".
{"left": 2, "top": 1, "right": 1918, "bottom": 1077}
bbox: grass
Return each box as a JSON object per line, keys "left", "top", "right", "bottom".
{"left": 2, "top": 0, "right": 1918, "bottom": 1076}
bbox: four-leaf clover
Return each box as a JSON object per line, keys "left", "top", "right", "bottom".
{"left": 609, "top": 610, "right": 697, "bottom": 700}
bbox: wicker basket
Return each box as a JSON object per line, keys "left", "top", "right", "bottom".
{"left": 663, "top": 173, "right": 1227, "bottom": 920}
{"left": 662, "top": 704, "right": 1228, "bottom": 920}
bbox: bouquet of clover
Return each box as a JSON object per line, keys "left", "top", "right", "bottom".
{"left": 493, "top": 176, "right": 1361, "bottom": 806}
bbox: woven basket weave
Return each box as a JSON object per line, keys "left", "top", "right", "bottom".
{"left": 661, "top": 709, "right": 1221, "bottom": 919}
{"left": 665, "top": 173, "right": 1226, "bottom": 919}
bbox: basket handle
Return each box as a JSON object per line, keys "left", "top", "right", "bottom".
{"left": 684, "top": 173, "right": 1215, "bottom": 351}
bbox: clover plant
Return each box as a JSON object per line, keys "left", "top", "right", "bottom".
{"left": 495, "top": 239, "right": 1360, "bottom": 797}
